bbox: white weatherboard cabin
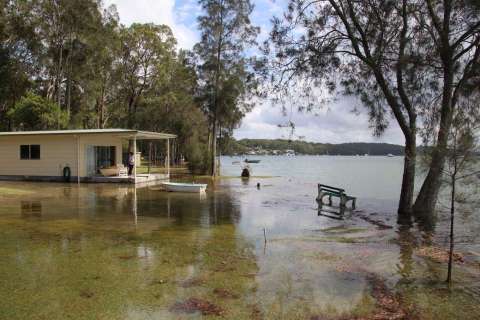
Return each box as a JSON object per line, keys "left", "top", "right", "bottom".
{"left": 0, "top": 129, "right": 176, "bottom": 184}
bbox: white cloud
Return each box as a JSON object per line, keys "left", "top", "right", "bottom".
{"left": 234, "top": 97, "right": 405, "bottom": 145}
{"left": 103, "top": 0, "right": 199, "bottom": 49}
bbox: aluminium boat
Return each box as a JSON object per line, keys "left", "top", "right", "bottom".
{"left": 162, "top": 182, "right": 207, "bottom": 193}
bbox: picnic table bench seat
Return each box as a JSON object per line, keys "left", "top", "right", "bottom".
{"left": 316, "top": 184, "right": 356, "bottom": 210}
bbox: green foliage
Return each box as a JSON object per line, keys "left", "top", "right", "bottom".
{"left": 185, "top": 137, "right": 212, "bottom": 174}
{"left": 116, "top": 23, "right": 177, "bottom": 128}
{"left": 0, "top": 0, "right": 259, "bottom": 175}
{"left": 8, "top": 93, "right": 68, "bottom": 130}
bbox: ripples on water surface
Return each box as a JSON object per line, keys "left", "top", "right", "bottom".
{"left": 0, "top": 156, "right": 479, "bottom": 319}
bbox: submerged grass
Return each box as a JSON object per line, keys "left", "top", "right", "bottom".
{"left": 0, "top": 181, "right": 479, "bottom": 319}
{"left": 0, "top": 216, "right": 260, "bottom": 319}
{"left": 0, "top": 187, "right": 35, "bottom": 196}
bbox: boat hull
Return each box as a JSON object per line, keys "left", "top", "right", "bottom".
{"left": 162, "top": 182, "right": 207, "bottom": 193}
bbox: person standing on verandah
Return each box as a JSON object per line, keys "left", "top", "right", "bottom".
{"left": 128, "top": 152, "right": 135, "bottom": 176}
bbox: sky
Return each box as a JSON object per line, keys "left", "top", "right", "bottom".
{"left": 103, "top": 0, "right": 404, "bottom": 145}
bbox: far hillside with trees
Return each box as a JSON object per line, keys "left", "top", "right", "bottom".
{"left": 223, "top": 139, "right": 405, "bottom": 156}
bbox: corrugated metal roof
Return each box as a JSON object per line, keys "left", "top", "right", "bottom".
{"left": 0, "top": 129, "right": 176, "bottom": 139}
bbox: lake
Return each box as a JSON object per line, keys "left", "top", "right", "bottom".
{"left": 0, "top": 155, "right": 479, "bottom": 319}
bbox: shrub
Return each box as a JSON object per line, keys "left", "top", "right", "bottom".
{"left": 8, "top": 92, "right": 69, "bottom": 130}
{"left": 185, "top": 139, "right": 211, "bottom": 175}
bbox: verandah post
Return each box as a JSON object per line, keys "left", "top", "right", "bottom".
{"left": 76, "top": 135, "right": 80, "bottom": 184}
{"left": 133, "top": 135, "right": 137, "bottom": 184}
{"left": 166, "top": 138, "right": 170, "bottom": 178}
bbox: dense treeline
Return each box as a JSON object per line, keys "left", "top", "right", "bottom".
{"left": 0, "top": 0, "right": 207, "bottom": 170}
{"left": 0, "top": 0, "right": 257, "bottom": 174}
{"left": 224, "top": 139, "right": 405, "bottom": 156}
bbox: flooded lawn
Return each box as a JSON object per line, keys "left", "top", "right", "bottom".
{"left": 0, "top": 156, "right": 479, "bottom": 319}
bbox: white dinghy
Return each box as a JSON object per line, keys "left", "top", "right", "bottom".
{"left": 162, "top": 182, "right": 207, "bottom": 193}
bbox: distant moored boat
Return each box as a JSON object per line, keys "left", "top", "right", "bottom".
{"left": 245, "top": 159, "right": 261, "bottom": 163}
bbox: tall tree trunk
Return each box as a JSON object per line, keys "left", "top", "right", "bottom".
{"left": 127, "top": 94, "right": 136, "bottom": 129}
{"left": 96, "top": 85, "right": 105, "bottom": 129}
{"left": 211, "top": 115, "right": 217, "bottom": 177}
{"left": 413, "top": 147, "right": 447, "bottom": 217}
{"left": 398, "top": 135, "right": 416, "bottom": 215}
{"left": 447, "top": 174, "right": 455, "bottom": 284}
{"left": 413, "top": 66, "right": 454, "bottom": 218}
{"left": 65, "top": 36, "right": 73, "bottom": 119}
{"left": 210, "top": 3, "right": 224, "bottom": 178}
{"left": 207, "top": 129, "right": 212, "bottom": 154}
{"left": 57, "top": 41, "right": 63, "bottom": 107}
{"left": 65, "top": 64, "right": 72, "bottom": 118}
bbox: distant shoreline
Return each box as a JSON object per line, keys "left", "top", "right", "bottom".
{"left": 222, "top": 154, "right": 403, "bottom": 157}
{"left": 223, "top": 139, "right": 406, "bottom": 156}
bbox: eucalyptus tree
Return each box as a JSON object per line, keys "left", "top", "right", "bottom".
{"left": 30, "top": 0, "right": 106, "bottom": 115}
{"left": 116, "top": 23, "right": 177, "bottom": 129}
{"left": 79, "top": 4, "right": 121, "bottom": 129}
{"left": 194, "top": 0, "right": 259, "bottom": 177}
{"left": 136, "top": 50, "right": 207, "bottom": 154}
{"left": 0, "top": 0, "right": 116, "bottom": 127}
{"left": 266, "top": 0, "right": 480, "bottom": 217}
{"left": 0, "top": 0, "right": 10, "bottom": 127}
{"left": 0, "top": 0, "right": 39, "bottom": 130}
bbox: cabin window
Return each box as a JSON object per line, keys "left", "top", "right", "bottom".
{"left": 20, "top": 145, "right": 41, "bottom": 160}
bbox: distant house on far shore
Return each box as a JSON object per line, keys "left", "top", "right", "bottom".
{"left": 285, "top": 149, "right": 295, "bottom": 156}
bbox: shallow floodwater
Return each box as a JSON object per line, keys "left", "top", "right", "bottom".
{"left": 0, "top": 156, "right": 479, "bottom": 319}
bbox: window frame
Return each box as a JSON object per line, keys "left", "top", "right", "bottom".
{"left": 20, "top": 145, "right": 30, "bottom": 160}
{"left": 30, "top": 145, "right": 41, "bottom": 160}
{"left": 19, "top": 144, "right": 41, "bottom": 160}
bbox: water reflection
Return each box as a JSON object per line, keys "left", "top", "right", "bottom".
{"left": 317, "top": 202, "right": 350, "bottom": 219}
{"left": 0, "top": 181, "right": 258, "bottom": 319}
{"left": 415, "top": 213, "right": 438, "bottom": 233}
{"left": 21, "top": 201, "right": 42, "bottom": 218}
{"left": 396, "top": 222, "right": 415, "bottom": 280}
